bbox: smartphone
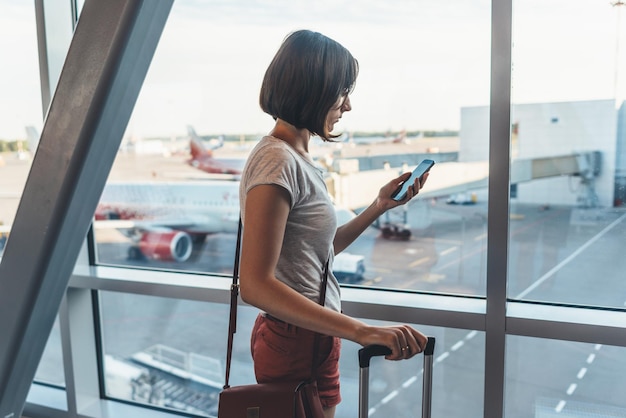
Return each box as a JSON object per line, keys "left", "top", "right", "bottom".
{"left": 391, "top": 159, "right": 435, "bottom": 201}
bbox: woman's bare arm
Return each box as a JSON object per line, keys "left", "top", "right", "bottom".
{"left": 239, "top": 184, "right": 428, "bottom": 359}
{"left": 333, "top": 171, "right": 429, "bottom": 254}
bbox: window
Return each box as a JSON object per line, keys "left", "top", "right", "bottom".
{"left": 94, "top": 0, "right": 492, "bottom": 299}
{"left": 505, "top": 336, "right": 626, "bottom": 417}
{"left": 507, "top": 0, "right": 626, "bottom": 308}
{"left": 99, "top": 290, "right": 484, "bottom": 417}
{"left": 14, "top": 1, "right": 626, "bottom": 417}
{"left": 0, "top": 1, "right": 40, "bottom": 250}
{"left": 0, "top": 0, "right": 68, "bottom": 388}
{"left": 99, "top": 292, "right": 230, "bottom": 416}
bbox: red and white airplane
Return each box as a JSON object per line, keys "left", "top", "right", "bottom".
{"left": 93, "top": 180, "right": 365, "bottom": 281}
{"left": 94, "top": 180, "right": 240, "bottom": 262}
{"left": 186, "top": 126, "right": 246, "bottom": 176}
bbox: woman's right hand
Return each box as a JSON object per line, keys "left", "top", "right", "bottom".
{"left": 356, "top": 324, "right": 428, "bottom": 360}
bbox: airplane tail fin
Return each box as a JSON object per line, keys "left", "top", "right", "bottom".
{"left": 187, "top": 125, "right": 201, "bottom": 141}
{"left": 187, "top": 125, "right": 226, "bottom": 159}
{"left": 188, "top": 126, "right": 212, "bottom": 159}
{"left": 189, "top": 137, "right": 210, "bottom": 159}
{"left": 25, "top": 126, "right": 40, "bottom": 153}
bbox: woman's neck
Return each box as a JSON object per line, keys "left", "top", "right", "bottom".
{"left": 269, "top": 119, "right": 311, "bottom": 156}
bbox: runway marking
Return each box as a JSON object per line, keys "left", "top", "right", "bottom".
{"left": 381, "top": 389, "right": 399, "bottom": 404}
{"left": 429, "top": 238, "right": 463, "bottom": 245}
{"left": 515, "top": 213, "right": 626, "bottom": 299}
{"left": 400, "top": 272, "right": 445, "bottom": 288}
{"left": 424, "top": 273, "right": 445, "bottom": 283}
{"left": 402, "top": 375, "right": 418, "bottom": 388}
{"left": 436, "top": 352, "right": 449, "bottom": 363}
{"left": 368, "top": 368, "right": 424, "bottom": 415}
{"left": 451, "top": 340, "right": 464, "bottom": 351}
{"left": 404, "top": 248, "right": 424, "bottom": 255}
{"left": 369, "top": 330, "right": 476, "bottom": 416}
{"left": 566, "top": 383, "right": 577, "bottom": 395}
{"left": 473, "top": 233, "right": 487, "bottom": 241}
{"left": 555, "top": 400, "right": 566, "bottom": 413}
{"left": 439, "top": 246, "right": 458, "bottom": 256}
{"left": 555, "top": 344, "right": 603, "bottom": 414}
{"left": 409, "top": 257, "right": 430, "bottom": 268}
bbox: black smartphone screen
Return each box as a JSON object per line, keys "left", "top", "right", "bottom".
{"left": 391, "top": 159, "right": 435, "bottom": 201}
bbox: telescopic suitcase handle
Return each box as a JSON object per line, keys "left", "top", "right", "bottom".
{"left": 359, "top": 336, "right": 435, "bottom": 367}
{"left": 358, "top": 337, "right": 436, "bottom": 418}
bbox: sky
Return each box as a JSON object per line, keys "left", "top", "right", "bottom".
{"left": 0, "top": 0, "right": 624, "bottom": 140}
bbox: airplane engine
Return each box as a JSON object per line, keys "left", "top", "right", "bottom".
{"left": 138, "top": 231, "right": 193, "bottom": 262}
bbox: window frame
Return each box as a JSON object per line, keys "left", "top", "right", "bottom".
{"left": 19, "top": 1, "right": 626, "bottom": 418}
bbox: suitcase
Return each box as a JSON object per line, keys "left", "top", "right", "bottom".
{"left": 358, "top": 336, "right": 436, "bottom": 418}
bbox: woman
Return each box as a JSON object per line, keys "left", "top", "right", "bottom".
{"left": 239, "top": 29, "right": 429, "bottom": 417}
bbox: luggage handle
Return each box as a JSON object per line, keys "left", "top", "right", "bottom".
{"left": 359, "top": 336, "right": 436, "bottom": 368}
{"left": 358, "top": 337, "right": 435, "bottom": 418}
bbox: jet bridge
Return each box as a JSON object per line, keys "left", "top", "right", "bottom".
{"left": 510, "top": 151, "right": 602, "bottom": 207}
{"left": 327, "top": 151, "right": 602, "bottom": 211}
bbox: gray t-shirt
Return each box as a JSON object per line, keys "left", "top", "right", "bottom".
{"left": 240, "top": 136, "right": 341, "bottom": 312}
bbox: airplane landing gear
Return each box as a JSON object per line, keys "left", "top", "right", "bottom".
{"left": 128, "top": 246, "right": 145, "bottom": 260}
{"left": 380, "top": 223, "right": 412, "bottom": 241}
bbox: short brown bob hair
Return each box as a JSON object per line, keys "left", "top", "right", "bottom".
{"left": 260, "top": 30, "right": 359, "bottom": 141}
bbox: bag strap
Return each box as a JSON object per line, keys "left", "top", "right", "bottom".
{"left": 223, "top": 217, "right": 243, "bottom": 389}
{"left": 223, "top": 215, "right": 329, "bottom": 389}
{"left": 310, "top": 259, "right": 329, "bottom": 381}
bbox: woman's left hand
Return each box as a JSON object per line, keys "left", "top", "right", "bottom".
{"left": 376, "top": 171, "right": 429, "bottom": 211}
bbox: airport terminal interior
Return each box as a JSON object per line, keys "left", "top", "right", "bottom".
{"left": 1, "top": 1, "right": 626, "bottom": 417}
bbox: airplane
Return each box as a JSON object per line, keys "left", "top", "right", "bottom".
{"left": 186, "top": 126, "right": 247, "bottom": 176}
{"left": 342, "top": 130, "right": 410, "bottom": 146}
{"left": 94, "top": 180, "right": 240, "bottom": 262}
{"left": 94, "top": 180, "right": 366, "bottom": 282}
{"left": 187, "top": 125, "right": 224, "bottom": 151}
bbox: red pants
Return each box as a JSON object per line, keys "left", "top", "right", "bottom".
{"left": 250, "top": 313, "right": 342, "bottom": 408}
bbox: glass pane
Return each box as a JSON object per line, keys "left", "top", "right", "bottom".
{"left": 94, "top": 0, "right": 491, "bottom": 297}
{"left": 338, "top": 323, "right": 484, "bottom": 418}
{"left": 0, "top": 1, "right": 41, "bottom": 253}
{"left": 506, "top": 336, "right": 626, "bottom": 417}
{"left": 99, "top": 292, "right": 231, "bottom": 416}
{"left": 99, "top": 291, "right": 483, "bottom": 417}
{"left": 35, "top": 317, "right": 66, "bottom": 387}
{"left": 508, "top": 0, "right": 626, "bottom": 307}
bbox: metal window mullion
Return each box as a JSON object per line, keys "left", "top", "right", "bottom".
{"left": 484, "top": 0, "right": 513, "bottom": 417}
{"left": 59, "top": 288, "right": 100, "bottom": 415}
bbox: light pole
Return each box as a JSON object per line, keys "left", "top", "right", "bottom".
{"left": 613, "top": 1, "right": 625, "bottom": 107}
{"left": 612, "top": 1, "right": 626, "bottom": 206}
